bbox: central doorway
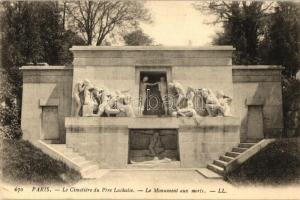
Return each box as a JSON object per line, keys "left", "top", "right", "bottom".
{"left": 140, "top": 71, "right": 167, "bottom": 116}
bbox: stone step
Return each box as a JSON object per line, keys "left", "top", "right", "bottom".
{"left": 80, "top": 164, "right": 99, "bottom": 177}
{"left": 71, "top": 156, "right": 87, "bottom": 163}
{"left": 196, "top": 168, "right": 223, "bottom": 179}
{"left": 62, "top": 150, "right": 81, "bottom": 158}
{"left": 128, "top": 161, "right": 181, "bottom": 169}
{"left": 213, "top": 160, "right": 228, "bottom": 168}
{"left": 207, "top": 163, "right": 224, "bottom": 175}
{"left": 219, "top": 155, "right": 234, "bottom": 162}
{"left": 77, "top": 160, "right": 96, "bottom": 168}
{"left": 43, "top": 139, "right": 61, "bottom": 144}
{"left": 232, "top": 147, "right": 248, "bottom": 153}
{"left": 225, "top": 151, "right": 241, "bottom": 158}
{"left": 238, "top": 143, "right": 256, "bottom": 148}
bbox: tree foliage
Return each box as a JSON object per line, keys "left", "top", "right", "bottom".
{"left": 66, "top": 0, "right": 151, "bottom": 45}
{"left": 1, "top": 1, "right": 85, "bottom": 139}
{"left": 123, "top": 29, "right": 153, "bottom": 46}
{"left": 195, "top": 1, "right": 300, "bottom": 135}
{"left": 261, "top": 2, "right": 300, "bottom": 78}
{"left": 194, "top": 1, "right": 273, "bottom": 65}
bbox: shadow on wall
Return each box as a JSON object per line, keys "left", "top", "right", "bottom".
{"left": 240, "top": 82, "right": 283, "bottom": 142}
{"left": 37, "top": 77, "right": 73, "bottom": 144}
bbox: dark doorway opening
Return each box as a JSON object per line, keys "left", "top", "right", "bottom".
{"left": 140, "top": 72, "right": 167, "bottom": 116}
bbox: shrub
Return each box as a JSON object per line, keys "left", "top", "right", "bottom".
{"left": 0, "top": 75, "right": 22, "bottom": 139}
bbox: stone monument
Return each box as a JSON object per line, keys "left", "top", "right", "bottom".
{"left": 20, "top": 46, "right": 284, "bottom": 168}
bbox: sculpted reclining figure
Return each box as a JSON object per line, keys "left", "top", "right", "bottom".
{"left": 200, "top": 88, "right": 232, "bottom": 117}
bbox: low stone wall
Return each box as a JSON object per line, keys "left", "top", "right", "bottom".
{"left": 65, "top": 117, "right": 240, "bottom": 168}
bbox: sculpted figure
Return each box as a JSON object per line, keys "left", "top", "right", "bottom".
{"left": 82, "top": 80, "right": 98, "bottom": 116}
{"left": 104, "top": 96, "right": 120, "bottom": 117}
{"left": 73, "top": 81, "right": 85, "bottom": 116}
{"left": 175, "top": 88, "right": 197, "bottom": 117}
{"left": 116, "top": 93, "right": 135, "bottom": 117}
{"left": 139, "top": 76, "right": 157, "bottom": 115}
{"left": 216, "top": 90, "right": 233, "bottom": 116}
{"left": 201, "top": 88, "right": 223, "bottom": 117}
{"left": 148, "top": 131, "right": 165, "bottom": 156}
{"left": 168, "top": 82, "right": 186, "bottom": 112}
{"left": 173, "top": 82, "right": 185, "bottom": 109}
{"left": 96, "top": 89, "right": 109, "bottom": 116}
{"left": 194, "top": 89, "right": 208, "bottom": 116}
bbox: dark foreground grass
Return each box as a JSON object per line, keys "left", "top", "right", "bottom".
{"left": 227, "top": 139, "right": 300, "bottom": 186}
{"left": 1, "top": 139, "right": 81, "bottom": 184}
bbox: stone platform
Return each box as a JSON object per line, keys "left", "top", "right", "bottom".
{"left": 65, "top": 117, "right": 240, "bottom": 168}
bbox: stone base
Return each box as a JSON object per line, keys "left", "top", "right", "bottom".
{"left": 65, "top": 117, "right": 240, "bottom": 168}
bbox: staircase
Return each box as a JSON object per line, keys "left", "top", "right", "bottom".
{"left": 37, "top": 141, "right": 102, "bottom": 179}
{"left": 207, "top": 142, "right": 256, "bottom": 175}
{"left": 207, "top": 139, "right": 276, "bottom": 176}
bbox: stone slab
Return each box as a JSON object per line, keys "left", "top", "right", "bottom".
{"left": 196, "top": 168, "right": 223, "bottom": 179}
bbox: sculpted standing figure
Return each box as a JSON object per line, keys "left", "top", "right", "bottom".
{"left": 148, "top": 131, "right": 165, "bottom": 156}
{"left": 82, "top": 79, "right": 98, "bottom": 116}
{"left": 73, "top": 81, "right": 85, "bottom": 116}
{"left": 168, "top": 82, "right": 185, "bottom": 110}
{"left": 139, "top": 76, "right": 156, "bottom": 115}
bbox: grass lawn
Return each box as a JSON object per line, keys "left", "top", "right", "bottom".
{"left": 1, "top": 139, "right": 81, "bottom": 185}
{"left": 226, "top": 139, "right": 300, "bottom": 186}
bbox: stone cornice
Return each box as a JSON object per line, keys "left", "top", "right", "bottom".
{"left": 20, "top": 66, "right": 72, "bottom": 70}
{"left": 70, "top": 45, "right": 235, "bottom": 51}
{"left": 233, "top": 65, "right": 284, "bottom": 70}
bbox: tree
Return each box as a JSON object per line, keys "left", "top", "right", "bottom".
{"left": 261, "top": 2, "right": 300, "bottom": 78}
{"left": 66, "top": 0, "right": 151, "bottom": 45}
{"left": 1, "top": 1, "right": 85, "bottom": 139}
{"left": 123, "top": 29, "right": 153, "bottom": 46}
{"left": 194, "top": 1, "right": 273, "bottom": 64}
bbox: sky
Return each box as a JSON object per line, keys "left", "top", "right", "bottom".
{"left": 140, "top": 1, "right": 222, "bottom": 46}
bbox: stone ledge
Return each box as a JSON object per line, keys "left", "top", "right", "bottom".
{"left": 233, "top": 65, "right": 284, "bottom": 70}
{"left": 70, "top": 45, "right": 235, "bottom": 51}
{"left": 65, "top": 117, "right": 240, "bottom": 130}
{"left": 20, "top": 65, "right": 72, "bottom": 70}
{"left": 39, "top": 98, "right": 59, "bottom": 106}
{"left": 246, "top": 96, "right": 265, "bottom": 106}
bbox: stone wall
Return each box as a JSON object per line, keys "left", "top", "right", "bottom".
{"left": 21, "top": 66, "right": 73, "bottom": 143}
{"left": 65, "top": 117, "right": 240, "bottom": 168}
{"left": 232, "top": 66, "right": 284, "bottom": 141}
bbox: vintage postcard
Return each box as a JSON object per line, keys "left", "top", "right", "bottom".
{"left": 0, "top": 0, "right": 300, "bottom": 199}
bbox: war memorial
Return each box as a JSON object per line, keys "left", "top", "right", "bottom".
{"left": 20, "top": 46, "right": 283, "bottom": 176}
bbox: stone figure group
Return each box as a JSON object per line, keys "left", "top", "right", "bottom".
{"left": 73, "top": 79, "right": 232, "bottom": 118}
{"left": 73, "top": 79, "right": 135, "bottom": 117}
{"left": 167, "top": 82, "right": 233, "bottom": 117}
